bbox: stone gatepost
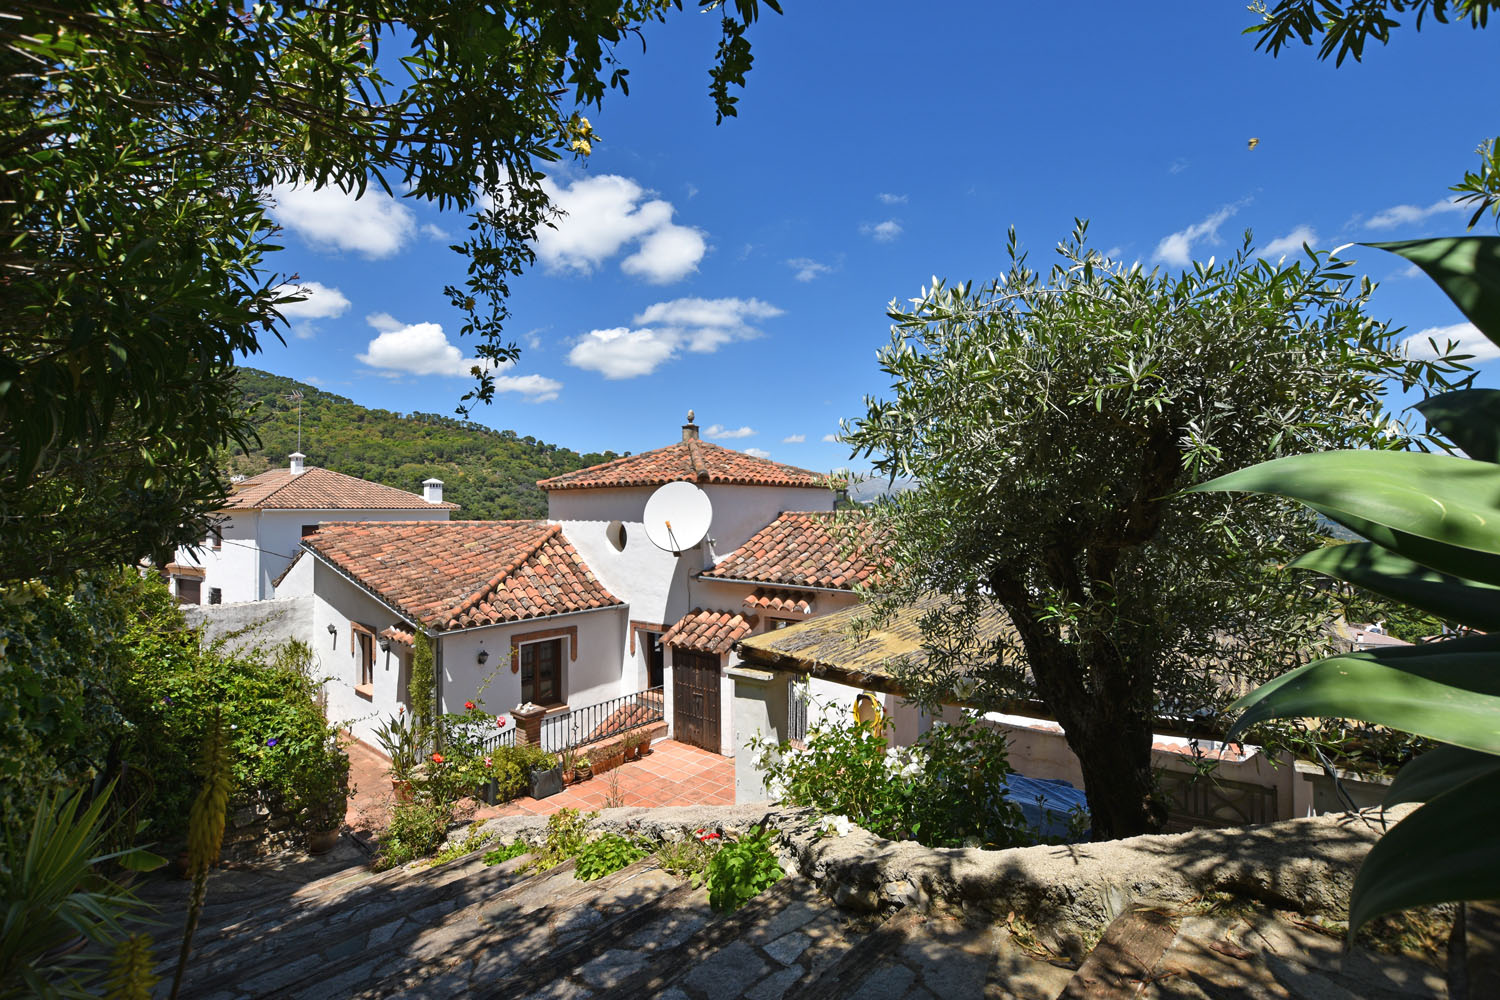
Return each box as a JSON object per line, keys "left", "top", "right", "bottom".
{"left": 512, "top": 702, "right": 546, "bottom": 748}
{"left": 726, "top": 665, "right": 789, "bottom": 804}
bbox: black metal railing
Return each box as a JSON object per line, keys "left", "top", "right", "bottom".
{"left": 480, "top": 725, "right": 517, "bottom": 754}
{"left": 539, "top": 686, "right": 665, "bottom": 754}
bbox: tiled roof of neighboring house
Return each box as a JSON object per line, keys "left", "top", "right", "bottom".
{"left": 702, "top": 512, "right": 884, "bottom": 590}
{"left": 379, "top": 625, "right": 415, "bottom": 647}
{"left": 537, "top": 440, "right": 826, "bottom": 492}
{"left": 742, "top": 588, "right": 814, "bottom": 615}
{"left": 661, "top": 608, "right": 757, "bottom": 655}
{"left": 164, "top": 562, "right": 205, "bottom": 579}
{"left": 302, "top": 521, "right": 622, "bottom": 630}
{"left": 270, "top": 550, "right": 303, "bottom": 589}
{"left": 224, "top": 466, "right": 460, "bottom": 511}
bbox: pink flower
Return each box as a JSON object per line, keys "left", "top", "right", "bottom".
{"left": 484, "top": 757, "right": 493, "bottom": 768}
{"left": 496, "top": 716, "right": 506, "bottom": 728}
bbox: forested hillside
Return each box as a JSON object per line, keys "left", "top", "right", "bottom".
{"left": 227, "top": 369, "right": 625, "bottom": 520}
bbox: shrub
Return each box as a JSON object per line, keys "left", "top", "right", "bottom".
{"left": 482, "top": 840, "right": 532, "bottom": 866}
{"left": 573, "top": 833, "right": 646, "bottom": 881}
{"left": 378, "top": 799, "right": 450, "bottom": 869}
{"left": 657, "top": 831, "right": 720, "bottom": 882}
{"left": 757, "top": 712, "right": 1028, "bottom": 849}
{"left": 703, "top": 827, "right": 782, "bottom": 912}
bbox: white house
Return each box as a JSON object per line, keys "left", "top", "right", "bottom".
{"left": 290, "top": 414, "right": 890, "bottom": 757}
{"left": 166, "top": 452, "right": 456, "bottom": 605}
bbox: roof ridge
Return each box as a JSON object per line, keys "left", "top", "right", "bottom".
{"left": 442, "top": 523, "right": 560, "bottom": 626}
{"left": 535, "top": 442, "right": 679, "bottom": 487}
{"left": 685, "top": 439, "right": 709, "bottom": 481}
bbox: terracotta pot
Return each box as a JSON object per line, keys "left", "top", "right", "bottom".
{"left": 307, "top": 828, "right": 341, "bottom": 855}
{"left": 392, "top": 779, "right": 414, "bottom": 804}
{"left": 624, "top": 746, "right": 639, "bottom": 762}
{"left": 562, "top": 769, "right": 576, "bottom": 785}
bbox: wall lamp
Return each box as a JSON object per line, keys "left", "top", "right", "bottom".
{"left": 476, "top": 648, "right": 489, "bottom": 666}
{"left": 326, "top": 623, "right": 337, "bottom": 635}
{"left": 378, "top": 636, "right": 392, "bottom": 653}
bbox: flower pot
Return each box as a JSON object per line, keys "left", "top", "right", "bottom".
{"left": 529, "top": 764, "right": 563, "bottom": 800}
{"left": 392, "top": 779, "right": 414, "bottom": 804}
{"left": 576, "top": 766, "right": 592, "bottom": 782}
{"left": 307, "top": 828, "right": 341, "bottom": 855}
{"left": 562, "top": 769, "right": 577, "bottom": 785}
{"left": 624, "top": 746, "right": 639, "bottom": 762}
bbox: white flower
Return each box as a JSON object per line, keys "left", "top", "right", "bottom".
{"left": 822, "top": 814, "right": 855, "bottom": 838}
{"left": 766, "top": 775, "right": 787, "bottom": 800}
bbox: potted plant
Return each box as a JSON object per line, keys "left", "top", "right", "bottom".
{"left": 286, "top": 733, "right": 352, "bottom": 854}
{"left": 624, "top": 731, "right": 647, "bottom": 761}
{"left": 373, "top": 710, "right": 424, "bottom": 803}
{"left": 576, "top": 755, "right": 593, "bottom": 781}
{"left": 559, "top": 747, "right": 579, "bottom": 785}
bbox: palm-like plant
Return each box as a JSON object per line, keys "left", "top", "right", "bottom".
{"left": 1195, "top": 236, "right": 1500, "bottom": 935}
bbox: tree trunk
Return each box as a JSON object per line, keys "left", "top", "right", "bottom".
{"left": 1063, "top": 709, "right": 1168, "bottom": 840}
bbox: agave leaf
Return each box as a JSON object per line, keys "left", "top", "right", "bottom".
{"left": 1191, "top": 450, "right": 1500, "bottom": 583}
{"left": 1227, "top": 645, "right": 1500, "bottom": 754}
{"left": 1416, "top": 388, "right": 1500, "bottom": 463}
{"left": 1289, "top": 543, "right": 1500, "bottom": 630}
{"left": 1385, "top": 744, "right": 1500, "bottom": 806}
{"left": 1365, "top": 237, "right": 1500, "bottom": 346}
{"left": 1349, "top": 765, "right": 1500, "bottom": 935}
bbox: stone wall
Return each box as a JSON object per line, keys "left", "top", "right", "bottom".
{"left": 221, "top": 789, "right": 304, "bottom": 862}
{"left": 183, "top": 596, "right": 314, "bottom": 656}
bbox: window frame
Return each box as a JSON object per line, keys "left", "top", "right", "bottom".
{"left": 519, "top": 636, "right": 566, "bottom": 708}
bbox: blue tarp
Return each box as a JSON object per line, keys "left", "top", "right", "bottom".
{"left": 1001, "top": 774, "right": 1090, "bottom": 842}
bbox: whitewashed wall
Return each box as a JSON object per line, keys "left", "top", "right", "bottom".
{"left": 310, "top": 560, "right": 404, "bottom": 744}
{"left": 257, "top": 507, "right": 448, "bottom": 599}
{"left": 171, "top": 511, "right": 261, "bottom": 605}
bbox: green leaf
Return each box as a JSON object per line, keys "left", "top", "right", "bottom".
{"left": 1415, "top": 388, "right": 1500, "bottom": 463}
{"left": 117, "top": 848, "right": 169, "bottom": 872}
{"left": 1365, "top": 237, "right": 1500, "bottom": 346}
{"left": 1191, "top": 450, "right": 1500, "bottom": 583}
{"left": 1288, "top": 543, "right": 1500, "bottom": 631}
{"left": 1349, "top": 765, "right": 1500, "bottom": 935}
{"left": 1227, "top": 644, "right": 1500, "bottom": 754}
{"left": 1385, "top": 744, "right": 1500, "bottom": 806}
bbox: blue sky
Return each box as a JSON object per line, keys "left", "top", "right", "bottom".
{"left": 252, "top": 3, "right": 1493, "bottom": 471}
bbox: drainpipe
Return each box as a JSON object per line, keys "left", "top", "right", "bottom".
{"left": 433, "top": 632, "right": 445, "bottom": 748}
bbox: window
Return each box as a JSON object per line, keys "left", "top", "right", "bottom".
{"left": 520, "top": 638, "right": 563, "bottom": 706}
{"left": 606, "top": 520, "right": 627, "bottom": 551}
{"left": 301, "top": 524, "right": 320, "bottom": 538}
{"left": 356, "top": 631, "right": 374, "bottom": 697}
{"left": 768, "top": 618, "right": 794, "bottom": 630}
{"left": 208, "top": 587, "right": 222, "bottom": 605}
{"left": 176, "top": 578, "right": 201, "bottom": 605}
{"left": 206, "top": 526, "right": 222, "bottom": 550}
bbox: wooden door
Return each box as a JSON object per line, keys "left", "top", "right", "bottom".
{"left": 673, "top": 650, "right": 721, "bottom": 753}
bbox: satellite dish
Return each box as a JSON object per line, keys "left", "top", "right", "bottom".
{"left": 643, "top": 482, "right": 712, "bottom": 554}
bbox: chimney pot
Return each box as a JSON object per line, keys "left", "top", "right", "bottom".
{"left": 289, "top": 452, "right": 306, "bottom": 476}
{"left": 423, "top": 478, "right": 444, "bottom": 504}
{"left": 682, "top": 410, "right": 699, "bottom": 442}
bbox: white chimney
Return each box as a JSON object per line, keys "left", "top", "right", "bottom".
{"left": 423, "top": 478, "right": 444, "bottom": 504}
{"left": 289, "top": 452, "right": 306, "bottom": 476}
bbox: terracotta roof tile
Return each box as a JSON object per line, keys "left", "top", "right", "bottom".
{"left": 537, "top": 440, "right": 826, "bottom": 492}
{"left": 303, "top": 521, "right": 621, "bottom": 631}
{"left": 743, "top": 588, "right": 815, "bottom": 615}
{"left": 661, "top": 608, "right": 757, "bottom": 655}
{"left": 703, "top": 512, "right": 885, "bottom": 590}
{"left": 225, "top": 467, "right": 460, "bottom": 511}
{"left": 379, "top": 625, "right": 415, "bottom": 647}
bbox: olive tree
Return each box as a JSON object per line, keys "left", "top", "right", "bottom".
{"left": 843, "top": 224, "right": 1465, "bottom": 839}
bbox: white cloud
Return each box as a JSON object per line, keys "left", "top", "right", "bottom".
{"left": 1153, "top": 203, "right": 1242, "bottom": 267}
{"left": 877, "top": 192, "right": 908, "bottom": 205}
{"left": 782, "top": 434, "right": 805, "bottom": 444}
{"left": 421, "top": 223, "right": 448, "bottom": 241}
{"left": 492, "top": 373, "right": 562, "bottom": 403}
{"left": 704, "top": 424, "right": 756, "bottom": 439}
{"left": 787, "top": 257, "right": 833, "bottom": 282}
{"left": 822, "top": 433, "right": 839, "bottom": 443}
{"left": 1367, "top": 198, "right": 1467, "bottom": 230}
{"left": 744, "top": 448, "right": 772, "bottom": 459}
{"left": 861, "top": 219, "right": 903, "bottom": 243}
{"left": 567, "top": 297, "right": 781, "bottom": 378}
{"left": 358, "top": 313, "right": 491, "bottom": 378}
{"left": 1401, "top": 322, "right": 1500, "bottom": 363}
{"left": 1168, "top": 159, "right": 1189, "bottom": 175}
{"left": 535, "top": 174, "right": 706, "bottom": 283}
{"left": 273, "top": 281, "right": 350, "bottom": 339}
{"left": 1260, "top": 225, "right": 1318, "bottom": 260}
{"left": 567, "top": 327, "right": 678, "bottom": 379}
{"left": 269, "top": 182, "right": 416, "bottom": 259}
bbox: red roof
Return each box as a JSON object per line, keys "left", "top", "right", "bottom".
{"left": 303, "top": 521, "right": 621, "bottom": 630}
{"left": 225, "top": 466, "right": 459, "bottom": 511}
{"left": 537, "top": 440, "right": 826, "bottom": 492}
{"left": 661, "top": 608, "right": 757, "bottom": 654}
{"left": 743, "top": 588, "right": 814, "bottom": 615}
{"left": 702, "top": 512, "right": 884, "bottom": 590}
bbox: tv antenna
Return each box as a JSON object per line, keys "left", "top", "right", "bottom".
{"left": 642, "top": 481, "right": 712, "bottom": 556}
{"left": 286, "top": 391, "right": 304, "bottom": 452}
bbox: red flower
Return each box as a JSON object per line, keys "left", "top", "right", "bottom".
{"left": 464, "top": 701, "right": 476, "bottom": 710}
{"left": 496, "top": 716, "right": 507, "bottom": 728}
{"left": 431, "top": 753, "right": 444, "bottom": 764}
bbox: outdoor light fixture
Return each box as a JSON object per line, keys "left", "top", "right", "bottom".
{"left": 378, "top": 636, "right": 392, "bottom": 653}
{"left": 476, "top": 648, "right": 489, "bottom": 665}
{"left": 326, "top": 623, "right": 337, "bottom": 635}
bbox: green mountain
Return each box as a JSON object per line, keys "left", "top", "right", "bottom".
{"left": 227, "top": 368, "right": 625, "bottom": 520}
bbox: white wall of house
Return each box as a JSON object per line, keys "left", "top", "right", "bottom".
{"left": 256, "top": 507, "right": 448, "bottom": 599}
{"left": 309, "top": 559, "right": 406, "bottom": 745}
{"left": 172, "top": 512, "right": 261, "bottom": 605}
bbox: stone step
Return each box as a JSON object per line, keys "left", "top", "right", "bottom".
{"left": 353, "top": 854, "right": 707, "bottom": 999}
{"left": 167, "top": 847, "right": 530, "bottom": 998}
{"left": 795, "top": 908, "right": 1075, "bottom": 1000}
{"left": 594, "top": 871, "right": 883, "bottom": 1000}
